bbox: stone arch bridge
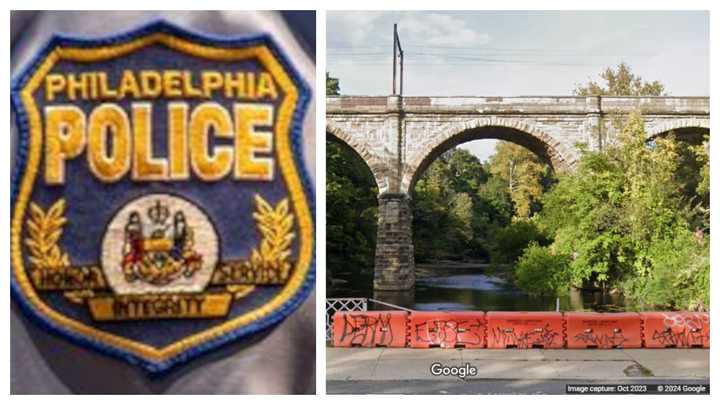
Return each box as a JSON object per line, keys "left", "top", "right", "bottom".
{"left": 326, "top": 95, "right": 709, "bottom": 291}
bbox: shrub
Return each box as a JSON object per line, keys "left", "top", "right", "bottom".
{"left": 515, "top": 243, "right": 572, "bottom": 297}
{"left": 489, "top": 220, "right": 550, "bottom": 265}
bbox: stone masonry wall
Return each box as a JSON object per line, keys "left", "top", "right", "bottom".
{"left": 373, "top": 194, "right": 415, "bottom": 291}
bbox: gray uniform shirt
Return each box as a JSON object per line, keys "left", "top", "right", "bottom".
{"left": 10, "top": 10, "right": 316, "bottom": 394}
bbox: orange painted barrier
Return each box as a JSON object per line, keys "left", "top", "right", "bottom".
{"left": 331, "top": 310, "right": 710, "bottom": 349}
{"left": 486, "top": 311, "right": 564, "bottom": 348}
{"left": 408, "top": 311, "right": 486, "bottom": 348}
{"left": 566, "top": 312, "right": 642, "bottom": 348}
{"left": 332, "top": 311, "right": 408, "bottom": 347}
{"left": 642, "top": 312, "right": 709, "bottom": 348}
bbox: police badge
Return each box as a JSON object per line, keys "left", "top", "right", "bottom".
{"left": 10, "top": 21, "right": 314, "bottom": 372}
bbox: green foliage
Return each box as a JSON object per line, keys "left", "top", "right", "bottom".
{"left": 622, "top": 229, "right": 709, "bottom": 311}
{"left": 326, "top": 141, "right": 377, "bottom": 286}
{"left": 685, "top": 135, "right": 710, "bottom": 232}
{"left": 573, "top": 62, "right": 666, "bottom": 96}
{"left": 488, "top": 220, "right": 550, "bottom": 265}
{"left": 693, "top": 136, "right": 710, "bottom": 200}
{"left": 448, "top": 148, "right": 489, "bottom": 193}
{"left": 487, "top": 142, "right": 552, "bottom": 219}
{"left": 476, "top": 173, "right": 514, "bottom": 224}
{"left": 412, "top": 147, "right": 552, "bottom": 263}
{"left": 413, "top": 150, "right": 484, "bottom": 261}
{"left": 326, "top": 72, "right": 340, "bottom": 96}
{"left": 515, "top": 243, "right": 572, "bottom": 297}
{"left": 532, "top": 112, "right": 709, "bottom": 309}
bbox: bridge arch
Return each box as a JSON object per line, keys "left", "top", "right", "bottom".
{"left": 326, "top": 123, "right": 388, "bottom": 194}
{"left": 402, "top": 117, "right": 577, "bottom": 193}
{"left": 646, "top": 117, "right": 710, "bottom": 141}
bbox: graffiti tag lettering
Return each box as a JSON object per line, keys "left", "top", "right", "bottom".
{"left": 573, "top": 329, "right": 628, "bottom": 348}
{"left": 414, "top": 318, "right": 485, "bottom": 347}
{"left": 650, "top": 313, "right": 709, "bottom": 347}
{"left": 339, "top": 313, "right": 396, "bottom": 346}
{"left": 489, "top": 323, "right": 560, "bottom": 348}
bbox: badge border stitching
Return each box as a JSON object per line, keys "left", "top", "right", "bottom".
{"left": 10, "top": 20, "right": 315, "bottom": 374}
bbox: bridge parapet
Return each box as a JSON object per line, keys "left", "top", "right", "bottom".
{"left": 327, "top": 95, "right": 709, "bottom": 116}
{"left": 402, "top": 96, "right": 592, "bottom": 114}
{"left": 327, "top": 96, "right": 392, "bottom": 114}
{"left": 599, "top": 96, "right": 709, "bottom": 115}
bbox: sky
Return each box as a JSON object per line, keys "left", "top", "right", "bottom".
{"left": 327, "top": 11, "right": 710, "bottom": 161}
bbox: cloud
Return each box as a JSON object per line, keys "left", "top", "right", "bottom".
{"left": 327, "top": 11, "right": 491, "bottom": 49}
{"left": 396, "top": 13, "right": 491, "bottom": 47}
{"left": 327, "top": 11, "right": 385, "bottom": 47}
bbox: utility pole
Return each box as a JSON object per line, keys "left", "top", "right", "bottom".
{"left": 392, "top": 24, "right": 397, "bottom": 94}
{"left": 392, "top": 23, "right": 404, "bottom": 95}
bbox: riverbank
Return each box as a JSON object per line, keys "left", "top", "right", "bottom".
{"left": 330, "top": 263, "right": 626, "bottom": 312}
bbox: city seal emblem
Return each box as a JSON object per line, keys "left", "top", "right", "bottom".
{"left": 10, "top": 21, "right": 314, "bottom": 373}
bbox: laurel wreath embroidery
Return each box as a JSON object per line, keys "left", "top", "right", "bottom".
{"left": 24, "top": 199, "right": 70, "bottom": 277}
{"left": 24, "top": 195, "right": 295, "bottom": 297}
{"left": 247, "top": 195, "right": 295, "bottom": 283}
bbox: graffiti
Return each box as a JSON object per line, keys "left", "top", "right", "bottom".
{"left": 573, "top": 329, "right": 628, "bottom": 348}
{"left": 651, "top": 328, "right": 705, "bottom": 347}
{"left": 414, "top": 318, "right": 485, "bottom": 347}
{"left": 339, "top": 313, "right": 396, "bottom": 346}
{"left": 330, "top": 310, "right": 710, "bottom": 349}
{"left": 650, "top": 313, "right": 709, "bottom": 347}
{"left": 663, "top": 312, "right": 709, "bottom": 330}
{"left": 489, "top": 323, "right": 560, "bottom": 348}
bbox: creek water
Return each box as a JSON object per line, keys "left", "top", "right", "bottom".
{"left": 329, "top": 264, "right": 626, "bottom": 312}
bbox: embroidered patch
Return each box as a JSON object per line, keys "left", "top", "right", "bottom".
{"left": 10, "top": 21, "right": 314, "bottom": 373}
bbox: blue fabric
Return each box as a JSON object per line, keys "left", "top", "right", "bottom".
{"left": 10, "top": 19, "right": 315, "bottom": 374}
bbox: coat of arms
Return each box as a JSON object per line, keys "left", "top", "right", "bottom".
{"left": 121, "top": 199, "right": 204, "bottom": 286}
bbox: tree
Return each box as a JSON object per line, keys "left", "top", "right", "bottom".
{"left": 477, "top": 169, "right": 514, "bottom": 226}
{"left": 326, "top": 141, "right": 378, "bottom": 290}
{"left": 690, "top": 136, "right": 710, "bottom": 231}
{"left": 326, "top": 72, "right": 340, "bottom": 96}
{"left": 574, "top": 62, "right": 707, "bottom": 231}
{"left": 447, "top": 148, "right": 488, "bottom": 194}
{"left": 515, "top": 243, "right": 572, "bottom": 297}
{"left": 487, "top": 142, "right": 551, "bottom": 219}
{"left": 413, "top": 149, "right": 502, "bottom": 261}
{"left": 413, "top": 152, "right": 464, "bottom": 261}
{"left": 573, "top": 62, "right": 666, "bottom": 96}
{"left": 525, "top": 112, "right": 709, "bottom": 309}
{"left": 410, "top": 146, "right": 552, "bottom": 263}
{"left": 488, "top": 220, "right": 550, "bottom": 266}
